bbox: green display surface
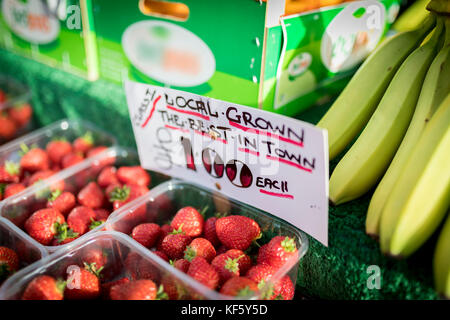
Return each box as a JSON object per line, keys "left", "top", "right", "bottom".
{"left": 0, "top": 48, "right": 439, "bottom": 300}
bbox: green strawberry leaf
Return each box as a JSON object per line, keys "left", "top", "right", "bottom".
{"left": 109, "top": 185, "right": 130, "bottom": 202}
{"left": 5, "top": 161, "right": 20, "bottom": 175}
{"left": 48, "top": 189, "right": 62, "bottom": 202}
{"left": 157, "top": 284, "right": 169, "bottom": 300}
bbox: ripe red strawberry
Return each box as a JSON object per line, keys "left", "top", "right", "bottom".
{"left": 160, "top": 276, "right": 186, "bottom": 300}
{"left": 220, "top": 277, "right": 259, "bottom": 297}
{"left": 184, "top": 238, "right": 216, "bottom": 262}
{"left": 110, "top": 279, "right": 158, "bottom": 300}
{"left": 24, "top": 208, "right": 65, "bottom": 245}
{"left": 61, "top": 152, "right": 84, "bottom": 169}
{"left": 67, "top": 206, "right": 96, "bottom": 235}
{"left": 124, "top": 252, "right": 142, "bottom": 280}
{"left": 51, "top": 237, "right": 76, "bottom": 246}
{"left": 187, "top": 257, "right": 219, "bottom": 290}
{"left": 131, "top": 223, "right": 161, "bottom": 248}
{"left": 117, "top": 166, "right": 150, "bottom": 187}
{"left": 203, "top": 217, "right": 220, "bottom": 247}
{"left": 97, "top": 166, "right": 119, "bottom": 188}
{"left": 105, "top": 182, "right": 121, "bottom": 202}
{"left": 276, "top": 276, "right": 295, "bottom": 300}
{"left": 20, "top": 146, "right": 49, "bottom": 173}
{"left": 77, "top": 181, "right": 105, "bottom": 209}
{"left": 215, "top": 215, "right": 261, "bottom": 250}
{"left": 0, "top": 246, "right": 19, "bottom": 281}
{"left": 161, "top": 233, "right": 191, "bottom": 260}
{"left": 22, "top": 275, "right": 65, "bottom": 300}
{"left": 0, "top": 113, "right": 17, "bottom": 139}
{"left": 152, "top": 250, "right": 169, "bottom": 262}
{"left": 86, "top": 145, "right": 108, "bottom": 159}
{"left": 3, "top": 182, "right": 25, "bottom": 198}
{"left": 46, "top": 139, "right": 73, "bottom": 165}
{"left": 47, "top": 190, "right": 76, "bottom": 216}
{"left": 171, "top": 206, "right": 204, "bottom": 237}
{"left": 172, "top": 258, "right": 190, "bottom": 273}
{"left": 27, "top": 170, "right": 65, "bottom": 192}
{"left": 156, "top": 224, "right": 173, "bottom": 251}
{"left": 137, "top": 258, "right": 161, "bottom": 282}
{"left": 0, "top": 161, "right": 21, "bottom": 183}
{"left": 101, "top": 277, "right": 129, "bottom": 299}
{"left": 65, "top": 266, "right": 101, "bottom": 300}
{"left": 8, "top": 103, "right": 32, "bottom": 128}
{"left": 245, "top": 264, "right": 285, "bottom": 299}
{"left": 109, "top": 184, "right": 148, "bottom": 210}
{"left": 211, "top": 249, "right": 251, "bottom": 283}
{"left": 73, "top": 132, "right": 94, "bottom": 155}
{"left": 81, "top": 245, "right": 108, "bottom": 270}
{"left": 90, "top": 209, "right": 109, "bottom": 229}
{"left": 257, "top": 236, "right": 299, "bottom": 269}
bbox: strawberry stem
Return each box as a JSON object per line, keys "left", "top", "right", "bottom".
{"left": 156, "top": 284, "right": 169, "bottom": 300}
{"left": 281, "top": 236, "right": 297, "bottom": 252}
{"left": 109, "top": 185, "right": 130, "bottom": 202}
{"left": 5, "top": 161, "right": 20, "bottom": 175}
{"left": 89, "top": 218, "right": 103, "bottom": 230}
{"left": 199, "top": 206, "right": 209, "bottom": 217}
{"left": 48, "top": 189, "right": 62, "bottom": 202}
{"left": 54, "top": 222, "right": 79, "bottom": 243}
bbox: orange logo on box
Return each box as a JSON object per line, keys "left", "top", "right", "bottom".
{"left": 163, "top": 48, "right": 200, "bottom": 76}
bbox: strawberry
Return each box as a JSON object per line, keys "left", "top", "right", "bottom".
{"left": 171, "top": 259, "right": 190, "bottom": 273}
{"left": 67, "top": 206, "right": 96, "bottom": 235}
{"left": 156, "top": 224, "right": 173, "bottom": 251}
{"left": 0, "top": 90, "right": 5, "bottom": 103}
{"left": 90, "top": 209, "right": 110, "bottom": 229}
{"left": 184, "top": 238, "right": 216, "bottom": 263}
{"left": 152, "top": 250, "right": 169, "bottom": 262}
{"left": 203, "top": 216, "right": 220, "bottom": 247}
{"left": 124, "top": 252, "right": 142, "bottom": 280}
{"left": 275, "top": 276, "right": 295, "bottom": 300}
{"left": 109, "top": 184, "right": 148, "bottom": 210}
{"left": 257, "top": 236, "right": 298, "bottom": 269}
{"left": 0, "top": 161, "right": 21, "bottom": 183}
{"left": 110, "top": 279, "right": 160, "bottom": 300}
{"left": 64, "top": 264, "right": 101, "bottom": 300}
{"left": 47, "top": 190, "right": 76, "bottom": 216}
{"left": 51, "top": 237, "right": 76, "bottom": 246}
{"left": 61, "top": 152, "right": 84, "bottom": 169}
{"left": 131, "top": 223, "right": 161, "bottom": 248}
{"left": 86, "top": 145, "right": 108, "bottom": 159}
{"left": 27, "top": 169, "right": 60, "bottom": 187}
{"left": 117, "top": 166, "right": 150, "bottom": 187}
{"left": 3, "top": 182, "right": 25, "bottom": 198}
{"left": 171, "top": 206, "right": 204, "bottom": 237}
{"left": 105, "top": 182, "right": 122, "bottom": 202}
{"left": 187, "top": 257, "right": 219, "bottom": 290}
{"left": 22, "top": 275, "right": 65, "bottom": 300}
{"left": 8, "top": 103, "right": 32, "bottom": 128}
{"left": 20, "top": 145, "right": 49, "bottom": 173}
{"left": 101, "top": 277, "right": 129, "bottom": 299}
{"left": 137, "top": 258, "right": 161, "bottom": 282}
{"left": 53, "top": 222, "right": 79, "bottom": 245}
{"left": 161, "top": 233, "right": 191, "bottom": 260}
{"left": 0, "top": 113, "right": 17, "bottom": 139}
{"left": 220, "top": 277, "right": 258, "bottom": 297}
{"left": 81, "top": 246, "right": 108, "bottom": 270}
{"left": 77, "top": 181, "right": 105, "bottom": 209}
{"left": 211, "top": 249, "right": 251, "bottom": 283}
{"left": 46, "top": 139, "right": 73, "bottom": 165}
{"left": 245, "top": 264, "right": 285, "bottom": 300}
{"left": 97, "top": 166, "right": 119, "bottom": 188}
{"left": 215, "top": 215, "right": 261, "bottom": 250}
{"left": 160, "top": 276, "right": 186, "bottom": 300}
{"left": 73, "top": 132, "right": 94, "bottom": 155}
{"left": 24, "top": 208, "right": 65, "bottom": 245}
{"left": 0, "top": 246, "right": 19, "bottom": 281}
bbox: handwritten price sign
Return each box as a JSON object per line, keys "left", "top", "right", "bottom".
{"left": 125, "top": 81, "right": 329, "bottom": 245}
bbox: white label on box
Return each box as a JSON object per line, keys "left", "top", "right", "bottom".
{"left": 125, "top": 81, "right": 329, "bottom": 245}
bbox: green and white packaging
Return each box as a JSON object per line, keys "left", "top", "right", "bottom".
{"left": 0, "top": 0, "right": 98, "bottom": 80}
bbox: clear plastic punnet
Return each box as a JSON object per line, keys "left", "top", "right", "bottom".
{"left": 0, "top": 218, "right": 47, "bottom": 286}
{"left": 103, "top": 179, "right": 309, "bottom": 300}
{"left": 0, "top": 147, "right": 169, "bottom": 254}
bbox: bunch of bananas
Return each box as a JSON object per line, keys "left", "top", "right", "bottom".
{"left": 317, "top": 2, "right": 450, "bottom": 299}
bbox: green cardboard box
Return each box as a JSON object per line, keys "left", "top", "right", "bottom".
{"left": 0, "top": 0, "right": 98, "bottom": 80}
{"left": 93, "top": 0, "right": 400, "bottom": 115}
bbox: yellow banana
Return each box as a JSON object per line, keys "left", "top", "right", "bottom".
{"left": 379, "top": 94, "right": 450, "bottom": 258}
{"left": 433, "top": 213, "right": 450, "bottom": 299}
{"left": 329, "top": 21, "right": 442, "bottom": 205}
{"left": 366, "top": 18, "right": 450, "bottom": 238}
{"left": 317, "top": 14, "right": 435, "bottom": 160}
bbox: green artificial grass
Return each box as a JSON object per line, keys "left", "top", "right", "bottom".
{"left": 0, "top": 49, "right": 439, "bottom": 300}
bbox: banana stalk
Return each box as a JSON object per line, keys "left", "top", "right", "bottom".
{"left": 317, "top": 14, "right": 436, "bottom": 160}
{"left": 379, "top": 93, "right": 450, "bottom": 258}
{"left": 329, "top": 20, "right": 442, "bottom": 205}
{"left": 366, "top": 18, "right": 450, "bottom": 237}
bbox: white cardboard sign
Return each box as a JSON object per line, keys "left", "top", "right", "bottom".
{"left": 125, "top": 81, "right": 329, "bottom": 245}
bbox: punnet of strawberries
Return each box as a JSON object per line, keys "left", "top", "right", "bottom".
{"left": 0, "top": 88, "right": 33, "bottom": 144}
{"left": 0, "top": 132, "right": 110, "bottom": 202}
{"left": 1, "top": 145, "right": 157, "bottom": 248}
